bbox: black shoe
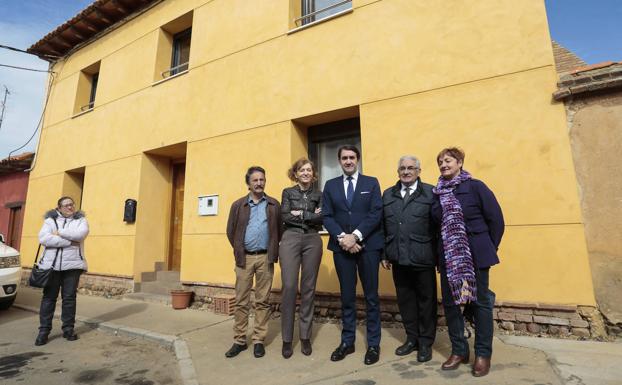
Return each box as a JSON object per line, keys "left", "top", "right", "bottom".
{"left": 417, "top": 345, "right": 433, "bottom": 362}
{"left": 330, "top": 342, "right": 355, "bottom": 361}
{"left": 253, "top": 343, "right": 265, "bottom": 358}
{"left": 364, "top": 346, "right": 380, "bottom": 365}
{"left": 395, "top": 340, "right": 418, "bottom": 356}
{"left": 225, "top": 343, "right": 247, "bottom": 358}
{"left": 282, "top": 342, "right": 293, "bottom": 359}
{"left": 62, "top": 329, "right": 79, "bottom": 341}
{"left": 300, "top": 339, "right": 312, "bottom": 356}
{"left": 35, "top": 332, "right": 49, "bottom": 346}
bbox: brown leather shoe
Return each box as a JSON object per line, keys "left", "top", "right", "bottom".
{"left": 441, "top": 354, "right": 469, "bottom": 370}
{"left": 472, "top": 356, "right": 491, "bottom": 377}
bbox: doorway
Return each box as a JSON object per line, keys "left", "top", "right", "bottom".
{"left": 168, "top": 162, "right": 185, "bottom": 271}
{"left": 7, "top": 205, "right": 23, "bottom": 250}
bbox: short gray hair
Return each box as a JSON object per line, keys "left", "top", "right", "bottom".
{"left": 398, "top": 155, "right": 421, "bottom": 170}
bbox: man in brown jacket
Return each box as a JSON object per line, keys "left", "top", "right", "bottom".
{"left": 225, "top": 166, "right": 281, "bottom": 359}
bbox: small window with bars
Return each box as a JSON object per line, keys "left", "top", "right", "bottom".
{"left": 169, "top": 28, "right": 191, "bottom": 77}
{"left": 297, "top": 0, "right": 352, "bottom": 27}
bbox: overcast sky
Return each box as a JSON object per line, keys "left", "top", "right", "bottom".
{"left": 1, "top": 1, "right": 621, "bottom": 159}
{"left": 0, "top": 1, "right": 92, "bottom": 159}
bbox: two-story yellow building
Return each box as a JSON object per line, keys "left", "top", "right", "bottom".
{"left": 23, "top": 0, "right": 599, "bottom": 335}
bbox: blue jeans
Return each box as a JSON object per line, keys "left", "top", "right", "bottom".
{"left": 440, "top": 267, "right": 495, "bottom": 358}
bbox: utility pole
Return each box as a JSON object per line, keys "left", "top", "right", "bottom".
{"left": 0, "top": 85, "right": 9, "bottom": 133}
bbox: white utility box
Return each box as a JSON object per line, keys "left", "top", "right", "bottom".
{"left": 198, "top": 194, "right": 218, "bottom": 216}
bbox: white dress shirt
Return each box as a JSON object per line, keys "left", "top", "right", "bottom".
{"left": 400, "top": 180, "right": 418, "bottom": 198}
{"left": 340, "top": 171, "right": 363, "bottom": 241}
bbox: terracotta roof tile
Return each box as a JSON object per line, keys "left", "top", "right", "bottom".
{"left": 570, "top": 61, "right": 621, "bottom": 75}
{"left": 0, "top": 152, "right": 35, "bottom": 175}
{"left": 28, "top": 0, "right": 158, "bottom": 60}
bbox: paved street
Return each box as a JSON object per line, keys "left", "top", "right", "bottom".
{"left": 0, "top": 306, "right": 181, "bottom": 385}
{"left": 6, "top": 287, "right": 622, "bottom": 385}
{"left": 184, "top": 317, "right": 563, "bottom": 385}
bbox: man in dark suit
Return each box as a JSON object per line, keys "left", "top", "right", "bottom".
{"left": 381, "top": 155, "right": 437, "bottom": 363}
{"left": 322, "top": 145, "right": 383, "bottom": 365}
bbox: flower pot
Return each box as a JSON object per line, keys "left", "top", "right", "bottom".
{"left": 171, "top": 290, "right": 192, "bottom": 310}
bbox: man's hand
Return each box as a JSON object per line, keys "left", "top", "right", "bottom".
{"left": 314, "top": 207, "right": 322, "bottom": 214}
{"left": 290, "top": 210, "right": 302, "bottom": 217}
{"left": 340, "top": 234, "right": 358, "bottom": 250}
{"left": 347, "top": 243, "right": 362, "bottom": 254}
{"left": 381, "top": 260, "right": 391, "bottom": 270}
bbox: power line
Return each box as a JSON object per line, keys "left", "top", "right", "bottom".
{"left": 0, "top": 44, "right": 59, "bottom": 59}
{"left": 7, "top": 72, "right": 56, "bottom": 161}
{"left": 0, "top": 63, "right": 53, "bottom": 73}
{"left": 0, "top": 86, "right": 9, "bottom": 133}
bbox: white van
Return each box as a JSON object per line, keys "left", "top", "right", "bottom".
{"left": 0, "top": 233, "right": 21, "bottom": 310}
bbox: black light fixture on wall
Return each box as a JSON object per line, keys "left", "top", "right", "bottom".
{"left": 123, "top": 199, "right": 137, "bottom": 223}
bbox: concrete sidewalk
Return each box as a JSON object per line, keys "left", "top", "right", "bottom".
{"left": 14, "top": 287, "right": 622, "bottom": 385}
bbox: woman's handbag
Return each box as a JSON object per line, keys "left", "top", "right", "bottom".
{"left": 28, "top": 244, "right": 59, "bottom": 288}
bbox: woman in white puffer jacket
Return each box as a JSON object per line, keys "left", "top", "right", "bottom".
{"left": 35, "top": 196, "right": 89, "bottom": 346}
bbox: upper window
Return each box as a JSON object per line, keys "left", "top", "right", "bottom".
{"left": 298, "top": 0, "right": 352, "bottom": 27}
{"left": 171, "top": 28, "right": 191, "bottom": 76}
{"left": 73, "top": 61, "right": 100, "bottom": 115}
{"left": 154, "top": 11, "right": 193, "bottom": 82}
{"left": 88, "top": 73, "right": 99, "bottom": 110}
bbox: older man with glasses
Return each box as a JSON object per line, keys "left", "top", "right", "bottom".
{"left": 381, "top": 155, "right": 438, "bottom": 362}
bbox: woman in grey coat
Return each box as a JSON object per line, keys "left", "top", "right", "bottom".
{"left": 279, "top": 158, "right": 323, "bottom": 358}
{"left": 35, "top": 196, "right": 89, "bottom": 346}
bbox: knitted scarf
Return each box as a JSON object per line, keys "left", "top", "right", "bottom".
{"left": 433, "top": 170, "right": 477, "bottom": 305}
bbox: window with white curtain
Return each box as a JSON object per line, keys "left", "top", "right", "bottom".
{"left": 308, "top": 117, "right": 361, "bottom": 189}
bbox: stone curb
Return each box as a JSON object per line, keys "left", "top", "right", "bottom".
{"left": 14, "top": 303, "right": 199, "bottom": 385}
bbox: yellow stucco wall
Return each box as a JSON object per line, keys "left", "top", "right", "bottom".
{"left": 133, "top": 154, "right": 173, "bottom": 279}
{"left": 22, "top": 0, "right": 595, "bottom": 306}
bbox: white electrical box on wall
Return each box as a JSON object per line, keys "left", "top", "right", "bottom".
{"left": 198, "top": 194, "right": 218, "bottom": 216}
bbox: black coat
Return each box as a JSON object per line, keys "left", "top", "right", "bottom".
{"left": 382, "top": 179, "right": 437, "bottom": 267}
{"left": 280, "top": 185, "right": 323, "bottom": 232}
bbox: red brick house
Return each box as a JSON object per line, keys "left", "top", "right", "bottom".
{"left": 0, "top": 152, "right": 34, "bottom": 250}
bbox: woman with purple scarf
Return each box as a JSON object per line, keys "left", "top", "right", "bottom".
{"left": 431, "top": 147, "right": 504, "bottom": 377}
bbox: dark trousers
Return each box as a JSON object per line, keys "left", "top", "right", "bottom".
{"left": 440, "top": 267, "right": 495, "bottom": 358}
{"left": 392, "top": 265, "right": 437, "bottom": 348}
{"left": 333, "top": 249, "right": 381, "bottom": 347}
{"left": 279, "top": 230, "right": 323, "bottom": 342}
{"left": 39, "top": 269, "right": 82, "bottom": 333}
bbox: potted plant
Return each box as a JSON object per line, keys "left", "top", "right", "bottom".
{"left": 170, "top": 289, "right": 193, "bottom": 309}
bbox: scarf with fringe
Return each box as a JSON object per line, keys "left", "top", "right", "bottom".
{"left": 433, "top": 170, "right": 477, "bottom": 305}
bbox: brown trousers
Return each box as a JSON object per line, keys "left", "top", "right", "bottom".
{"left": 278, "top": 230, "right": 323, "bottom": 342}
{"left": 233, "top": 253, "right": 274, "bottom": 345}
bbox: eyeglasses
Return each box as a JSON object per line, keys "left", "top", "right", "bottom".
{"left": 398, "top": 166, "right": 420, "bottom": 172}
{"left": 60, "top": 203, "right": 75, "bottom": 208}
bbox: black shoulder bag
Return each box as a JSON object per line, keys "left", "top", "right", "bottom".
{"left": 29, "top": 219, "right": 61, "bottom": 288}
{"left": 28, "top": 245, "right": 60, "bottom": 288}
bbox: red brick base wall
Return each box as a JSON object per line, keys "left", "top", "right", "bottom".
{"left": 183, "top": 284, "right": 609, "bottom": 340}
{"left": 20, "top": 271, "right": 611, "bottom": 339}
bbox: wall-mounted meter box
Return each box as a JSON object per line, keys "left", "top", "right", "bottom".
{"left": 198, "top": 194, "right": 218, "bottom": 216}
